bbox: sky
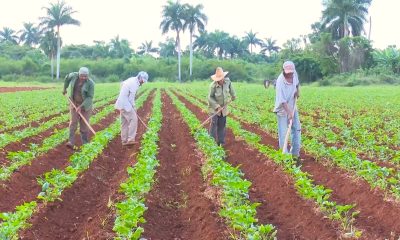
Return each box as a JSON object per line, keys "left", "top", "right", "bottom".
{"left": 0, "top": 0, "right": 398, "bottom": 50}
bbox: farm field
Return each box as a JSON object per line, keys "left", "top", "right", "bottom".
{"left": 0, "top": 82, "right": 399, "bottom": 240}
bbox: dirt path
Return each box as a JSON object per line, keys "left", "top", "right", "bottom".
{"left": 175, "top": 93, "right": 340, "bottom": 239}
{"left": 140, "top": 92, "right": 227, "bottom": 239}
{"left": 19, "top": 94, "right": 154, "bottom": 240}
{"left": 0, "top": 87, "right": 53, "bottom": 93}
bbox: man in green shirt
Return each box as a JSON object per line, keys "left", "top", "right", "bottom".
{"left": 63, "top": 67, "right": 95, "bottom": 149}
{"left": 208, "top": 67, "right": 236, "bottom": 147}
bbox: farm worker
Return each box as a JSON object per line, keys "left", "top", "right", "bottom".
{"left": 273, "top": 61, "right": 302, "bottom": 164}
{"left": 115, "top": 71, "right": 148, "bottom": 146}
{"left": 208, "top": 67, "right": 236, "bottom": 147}
{"left": 63, "top": 67, "right": 95, "bottom": 149}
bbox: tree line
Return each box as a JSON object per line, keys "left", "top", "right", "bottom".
{"left": 0, "top": 0, "right": 399, "bottom": 85}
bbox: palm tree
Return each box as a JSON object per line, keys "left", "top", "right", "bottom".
{"left": 261, "top": 38, "right": 280, "bottom": 56}
{"left": 137, "top": 40, "right": 159, "bottom": 55}
{"left": 159, "top": 38, "right": 177, "bottom": 58}
{"left": 109, "top": 35, "right": 133, "bottom": 59}
{"left": 224, "top": 36, "right": 248, "bottom": 59}
{"left": 243, "top": 30, "right": 262, "bottom": 54}
{"left": 321, "top": 0, "right": 372, "bottom": 40}
{"left": 40, "top": 30, "right": 59, "bottom": 79}
{"left": 160, "top": 0, "right": 185, "bottom": 82}
{"left": 0, "top": 27, "right": 19, "bottom": 44}
{"left": 209, "top": 30, "right": 230, "bottom": 59}
{"left": 19, "top": 22, "right": 40, "bottom": 47}
{"left": 40, "top": 0, "right": 80, "bottom": 79}
{"left": 183, "top": 3, "right": 207, "bottom": 78}
{"left": 92, "top": 40, "right": 109, "bottom": 59}
{"left": 193, "top": 31, "right": 213, "bottom": 57}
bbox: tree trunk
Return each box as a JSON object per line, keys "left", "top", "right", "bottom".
{"left": 51, "top": 53, "right": 54, "bottom": 80}
{"left": 56, "top": 26, "right": 61, "bottom": 79}
{"left": 343, "top": 15, "right": 349, "bottom": 37}
{"left": 177, "top": 32, "right": 181, "bottom": 82}
{"left": 368, "top": 16, "right": 372, "bottom": 40}
{"left": 189, "top": 31, "right": 193, "bottom": 78}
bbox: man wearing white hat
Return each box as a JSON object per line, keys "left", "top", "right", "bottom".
{"left": 208, "top": 67, "right": 236, "bottom": 147}
{"left": 63, "top": 67, "right": 95, "bottom": 149}
{"left": 115, "top": 71, "right": 148, "bottom": 146}
{"left": 273, "top": 61, "right": 301, "bottom": 164}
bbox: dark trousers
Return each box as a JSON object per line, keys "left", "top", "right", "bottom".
{"left": 69, "top": 104, "right": 92, "bottom": 145}
{"left": 209, "top": 114, "right": 226, "bottom": 145}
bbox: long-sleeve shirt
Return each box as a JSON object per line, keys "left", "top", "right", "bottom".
{"left": 208, "top": 78, "right": 236, "bottom": 116}
{"left": 273, "top": 71, "right": 299, "bottom": 116}
{"left": 63, "top": 72, "right": 95, "bottom": 111}
{"left": 114, "top": 77, "right": 140, "bottom": 112}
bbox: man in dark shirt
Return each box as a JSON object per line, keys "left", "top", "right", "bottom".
{"left": 63, "top": 67, "right": 95, "bottom": 149}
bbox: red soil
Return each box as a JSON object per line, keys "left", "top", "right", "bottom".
{"left": 141, "top": 92, "right": 228, "bottom": 239}
{"left": 0, "top": 87, "right": 53, "bottom": 93}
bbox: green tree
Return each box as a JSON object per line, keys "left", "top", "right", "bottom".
{"left": 321, "top": 0, "right": 372, "bottom": 40}
{"left": 39, "top": 30, "right": 59, "bottom": 79}
{"left": 243, "top": 30, "right": 262, "bottom": 54}
{"left": 209, "top": 30, "right": 230, "bottom": 59}
{"left": 40, "top": 0, "right": 80, "bottom": 79}
{"left": 193, "top": 31, "right": 214, "bottom": 58}
{"left": 225, "top": 36, "right": 248, "bottom": 59}
{"left": 137, "top": 40, "right": 159, "bottom": 55}
{"left": 159, "top": 38, "right": 177, "bottom": 58}
{"left": 261, "top": 38, "right": 280, "bottom": 56}
{"left": 160, "top": 0, "right": 185, "bottom": 82}
{"left": 92, "top": 40, "right": 110, "bottom": 59}
{"left": 373, "top": 46, "right": 400, "bottom": 74}
{"left": 183, "top": 3, "right": 207, "bottom": 78}
{"left": 19, "top": 22, "right": 40, "bottom": 47}
{"left": 0, "top": 27, "right": 19, "bottom": 44}
{"left": 337, "top": 36, "right": 373, "bottom": 72}
{"left": 109, "top": 35, "right": 133, "bottom": 59}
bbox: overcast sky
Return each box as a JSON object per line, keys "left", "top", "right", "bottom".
{"left": 0, "top": 0, "right": 398, "bottom": 50}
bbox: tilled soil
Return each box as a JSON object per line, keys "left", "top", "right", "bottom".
{"left": 0, "top": 99, "right": 115, "bottom": 166}
{"left": 19, "top": 94, "right": 154, "bottom": 240}
{"left": 238, "top": 114, "right": 400, "bottom": 239}
{"left": 0, "top": 104, "right": 121, "bottom": 213}
{"left": 175, "top": 93, "right": 341, "bottom": 239}
{"left": 0, "top": 87, "right": 53, "bottom": 93}
{"left": 177, "top": 93, "right": 400, "bottom": 239}
{"left": 140, "top": 92, "right": 228, "bottom": 240}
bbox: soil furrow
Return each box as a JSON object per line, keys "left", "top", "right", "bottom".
{"left": 140, "top": 92, "right": 228, "bottom": 239}
{"left": 19, "top": 94, "right": 154, "bottom": 240}
{"left": 0, "top": 105, "right": 122, "bottom": 213}
{"left": 175, "top": 93, "right": 340, "bottom": 240}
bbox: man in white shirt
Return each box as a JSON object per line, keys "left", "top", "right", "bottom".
{"left": 115, "top": 71, "right": 148, "bottom": 146}
{"left": 273, "top": 61, "right": 301, "bottom": 164}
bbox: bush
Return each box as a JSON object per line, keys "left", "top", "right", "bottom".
{"left": 319, "top": 67, "right": 400, "bottom": 86}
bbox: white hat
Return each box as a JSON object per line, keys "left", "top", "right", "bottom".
{"left": 283, "top": 61, "right": 295, "bottom": 74}
{"left": 79, "top": 67, "right": 89, "bottom": 75}
{"left": 137, "top": 71, "right": 148, "bottom": 82}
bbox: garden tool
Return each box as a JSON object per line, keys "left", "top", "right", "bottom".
{"left": 66, "top": 96, "right": 96, "bottom": 135}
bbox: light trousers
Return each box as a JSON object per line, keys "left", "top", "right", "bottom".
{"left": 120, "top": 109, "right": 138, "bottom": 143}
{"left": 277, "top": 111, "right": 301, "bottom": 156}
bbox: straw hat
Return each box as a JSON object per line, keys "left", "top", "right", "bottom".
{"left": 211, "top": 67, "right": 228, "bottom": 81}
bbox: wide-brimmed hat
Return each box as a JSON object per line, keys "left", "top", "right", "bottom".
{"left": 211, "top": 67, "right": 228, "bottom": 81}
